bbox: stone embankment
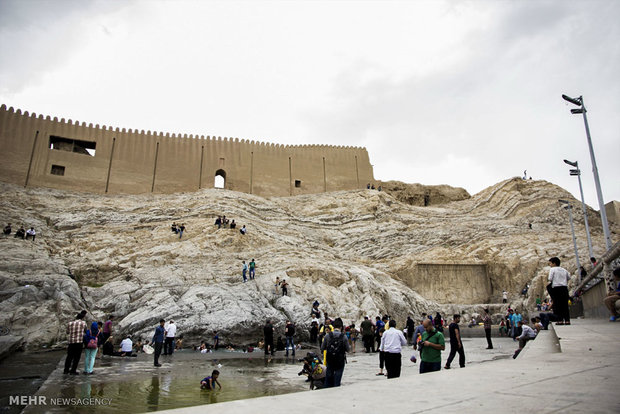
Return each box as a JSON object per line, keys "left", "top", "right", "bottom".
{"left": 0, "top": 177, "right": 616, "bottom": 350}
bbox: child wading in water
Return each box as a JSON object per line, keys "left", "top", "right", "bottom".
{"left": 200, "top": 370, "right": 222, "bottom": 390}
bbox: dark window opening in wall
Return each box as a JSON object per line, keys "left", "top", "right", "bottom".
{"left": 49, "top": 135, "right": 96, "bottom": 156}
{"left": 50, "top": 165, "right": 65, "bottom": 176}
{"left": 295, "top": 180, "right": 301, "bottom": 188}
{"left": 214, "top": 169, "right": 226, "bottom": 189}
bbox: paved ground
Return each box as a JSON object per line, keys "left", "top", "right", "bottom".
{"left": 161, "top": 319, "right": 620, "bottom": 414}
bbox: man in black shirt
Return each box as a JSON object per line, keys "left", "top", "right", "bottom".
{"left": 285, "top": 320, "right": 296, "bottom": 357}
{"left": 444, "top": 314, "right": 465, "bottom": 369}
{"left": 263, "top": 319, "right": 275, "bottom": 356}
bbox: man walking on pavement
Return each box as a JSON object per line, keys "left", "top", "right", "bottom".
{"left": 379, "top": 319, "right": 407, "bottom": 378}
{"left": 444, "top": 314, "right": 465, "bottom": 369}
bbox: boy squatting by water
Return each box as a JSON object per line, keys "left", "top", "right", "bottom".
{"left": 200, "top": 370, "right": 222, "bottom": 390}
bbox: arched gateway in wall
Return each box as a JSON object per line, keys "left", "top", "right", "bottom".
{"left": 0, "top": 105, "right": 375, "bottom": 197}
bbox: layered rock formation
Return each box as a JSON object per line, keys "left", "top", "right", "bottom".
{"left": 0, "top": 177, "right": 616, "bottom": 351}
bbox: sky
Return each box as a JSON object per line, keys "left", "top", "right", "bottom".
{"left": 0, "top": 0, "right": 618, "bottom": 209}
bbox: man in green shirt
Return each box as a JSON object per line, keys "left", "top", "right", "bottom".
{"left": 419, "top": 319, "right": 445, "bottom": 374}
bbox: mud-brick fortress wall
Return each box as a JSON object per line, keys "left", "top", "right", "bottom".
{"left": 0, "top": 105, "right": 374, "bottom": 196}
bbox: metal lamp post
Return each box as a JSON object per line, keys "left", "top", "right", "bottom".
{"left": 559, "top": 199, "right": 581, "bottom": 269}
{"left": 563, "top": 159, "right": 594, "bottom": 259}
{"left": 562, "top": 94, "right": 613, "bottom": 250}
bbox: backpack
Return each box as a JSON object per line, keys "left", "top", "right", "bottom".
{"left": 325, "top": 332, "right": 346, "bottom": 369}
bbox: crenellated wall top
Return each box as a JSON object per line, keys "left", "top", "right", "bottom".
{"left": 0, "top": 104, "right": 368, "bottom": 151}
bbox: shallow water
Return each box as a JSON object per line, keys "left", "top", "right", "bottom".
{"left": 12, "top": 337, "right": 517, "bottom": 413}
{"left": 22, "top": 351, "right": 307, "bottom": 413}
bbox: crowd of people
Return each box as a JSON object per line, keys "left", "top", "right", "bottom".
{"left": 57, "top": 254, "right": 619, "bottom": 396}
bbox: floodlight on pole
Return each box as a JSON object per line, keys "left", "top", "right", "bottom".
{"left": 562, "top": 94, "right": 582, "bottom": 106}
{"left": 562, "top": 94, "right": 613, "bottom": 250}
{"left": 559, "top": 200, "right": 581, "bottom": 269}
{"left": 562, "top": 159, "right": 594, "bottom": 259}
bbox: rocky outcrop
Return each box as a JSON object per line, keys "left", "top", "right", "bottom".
{"left": 377, "top": 180, "right": 471, "bottom": 206}
{"left": 0, "top": 177, "right": 616, "bottom": 349}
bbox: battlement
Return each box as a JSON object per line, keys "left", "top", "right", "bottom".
{"left": 0, "top": 104, "right": 374, "bottom": 196}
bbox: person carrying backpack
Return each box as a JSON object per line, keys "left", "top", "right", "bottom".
{"left": 320, "top": 317, "right": 350, "bottom": 387}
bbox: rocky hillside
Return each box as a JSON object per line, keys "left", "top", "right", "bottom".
{"left": 0, "top": 177, "right": 616, "bottom": 351}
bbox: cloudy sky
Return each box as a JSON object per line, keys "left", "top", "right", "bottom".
{"left": 1, "top": 0, "right": 618, "bottom": 209}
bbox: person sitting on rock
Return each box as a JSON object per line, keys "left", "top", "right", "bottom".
{"left": 240, "top": 225, "right": 247, "bottom": 235}
{"left": 171, "top": 222, "right": 178, "bottom": 233}
{"left": 14, "top": 226, "right": 25, "bottom": 239}
{"left": 3, "top": 223, "right": 11, "bottom": 236}
{"left": 25, "top": 227, "right": 36, "bottom": 241}
{"left": 230, "top": 219, "right": 236, "bottom": 229}
{"left": 102, "top": 336, "right": 123, "bottom": 356}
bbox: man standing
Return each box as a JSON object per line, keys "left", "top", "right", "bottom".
{"left": 379, "top": 319, "right": 407, "bottom": 378}
{"left": 164, "top": 320, "right": 177, "bottom": 355}
{"left": 242, "top": 261, "right": 248, "bottom": 283}
{"left": 64, "top": 310, "right": 87, "bottom": 375}
{"left": 419, "top": 319, "right": 445, "bottom": 374}
{"left": 360, "top": 316, "right": 375, "bottom": 353}
{"left": 263, "top": 319, "right": 275, "bottom": 356}
{"left": 406, "top": 316, "right": 415, "bottom": 345}
{"left": 374, "top": 316, "right": 385, "bottom": 352}
{"left": 548, "top": 257, "right": 571, "bottom": 325}
{"left": 102, "top": 315, "right": 113, "bottom": 343}
{"left": 502, "top": 290, "right": 508, "bottom": 303}
{"left": 285, "top": 320, "right": 295, "bottom": 357}
{"left": 444, "top": 314, "right": 465, "bottom": 369}
{"left": 249, "top": 259, "right": 256, "bottom": 280}
{"left": 483, "top": 308, "right": 493, "bottom": 349}
{"left": 413, "top": 319, "right": 426, "bottom": 351}
{"left": 152, "top": 319, "right": 165, "bottom": 367}
{"left": 320, "top": 318, "right": 350, "bottom": 387}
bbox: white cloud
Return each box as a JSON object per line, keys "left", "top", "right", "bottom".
{"left": 0, "top": 0, "right": 618, "bottom": 210}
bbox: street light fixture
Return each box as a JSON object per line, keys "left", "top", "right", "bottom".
{"left": 559, "top": 199, "right": 581, "bottom": 269}
{"left": 562, "top": 94, "right": 613, "bottom": 250}
{"left": 562, "top": 159, "right": 594, "bottom": 259}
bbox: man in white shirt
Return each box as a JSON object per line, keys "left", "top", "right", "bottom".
{"left": 379, "top": 319, "right": 407, "bottom": 378}
{"left": 120, "top": 335, "right": 133, "bottom": 356}
{"left": 25, "top": 227, "right": 36, "bottom": 241}
{"left": 548, "top": 257, "right": 571, "bottom": 325}
{"left": 164, "top": 320, "right": 177, "bottom": 355}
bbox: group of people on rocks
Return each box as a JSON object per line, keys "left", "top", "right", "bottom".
{"left": 214, "top": 215, "right": 246, "bottom": 234}
{"left": 168, "top": 215, "right": 249, "bottom": 239}
{"left": 170, "top": 222, "right": 186, "bottom": 238}
{"left": 3, "top": 223, "right": 36, "bottom": 241}
{"left": 366, "top": 183, "right": 382, "bottom": 191}
{"left": 273, "top": 276, "right": 289, "bottom": 296}
{"left": 241, "top": 259, "right": 257, "bottom": 282}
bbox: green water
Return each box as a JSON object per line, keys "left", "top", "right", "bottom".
{"left": 22, "top": 352, "right": 307, "bottom": 413}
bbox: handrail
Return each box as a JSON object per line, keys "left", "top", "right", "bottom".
{"left": 573, "top": 240, "right": 620, "bottom": 295}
